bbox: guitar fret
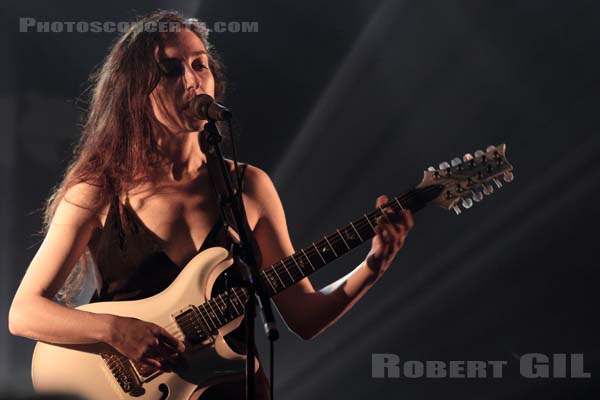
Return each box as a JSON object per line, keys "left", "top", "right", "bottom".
{"left": 301, "top": 249, "right": 316, "bottom": 271}
{"left": 312, "top": 242, "right": 326, "bottom": 264}
{"left": 281, "top": 260, "right": 294, "bottom": 281}
{"left": 206, "top": 301, "right": 223, "bottom": 325}
{"left": 224, "top": 292, "right": 240, "bottom": 315}
{"left": 317, "top": 239, "right": 337, "bottom": 263}
{"left": 364, "top": 214, "right": 376, "bottom": 232}
{"left": 233, "top": 288, "right": 248, "bottom": 308}
{"left": 378, "top": 206, "right": 393, "bottom": 225}
{"left": 290, "top": 256, "right": 305, "bottom": 277}
{"left": 213, "top": 295, "right": 226, "bottom": 317}
{"left": 232, "top": 289, "right": 244, "bottom": 307}
{"left": 323, "top": 236, "right": 338, "bottom": 257}
{"left": 232, "top": 292, "right": 244, "bottom": 314}
{"left": 336, "top": 229, "right": 351, "bottom": 250}
{"left": 394, "top": 197, "right": 404, "bottom": 210}
{"left": 214, "top": 297, "right": 229, "bottom": 319}
{"left": 196, "top": 306, "right": 217, "bottom": 331}
{"left": 217, "top": 292, "right": 233, "bottom": 323}
{"left": 192, "top": 307, "right": 210, "bottom": 332}
{"left": 272, "top": 265, "right": 285, "bottom": 286}
{"left": 262, "top": 270, "right": 277, "bottom": 292}
{"left": 350, "top": 221, "right": 364, "bottom": 242}
{"left": 216, "top": 294, "right": 235, "bottom": 319}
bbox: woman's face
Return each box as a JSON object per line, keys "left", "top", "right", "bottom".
{"left": 151, "top": 28, "right": 215, "bottom": 133}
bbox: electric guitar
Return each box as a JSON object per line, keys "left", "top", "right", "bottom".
{"left": 31, "top": 144, "right": 514, "bottom": 399}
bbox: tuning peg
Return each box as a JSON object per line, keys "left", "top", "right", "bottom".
{"left": 486, "top": 145, "right": 496, "bottom": 153}
{"left": 453, "top": 205, "right": 462, "bottom": 215}
{"left": 503, "top": 170, "right": 514, "bottom": 182}
{"left": 463, "top": 153, "right": 474, "bottom": 162}
{"left": 474, "top": 150, "right": 485, "bottom": 159}
{"left": 471, "top": 191, "right": 483, "bottom": 202}
{"left": 439, "top": 161, "right": 450, "bottom": 170}
{"left": 427, "top": 166, "right": 436, "bottom": 172}
{"left": 461, "top": 197, "right": 473, "bottom": 209}
{"left": 482, "top": 183, "right": 494, "bottom": 195}
{"left": 451, "top": 157, "right": 462, "bottom": 167}
{"left": 493, "top": 178, "right": 503, "bottom": 188}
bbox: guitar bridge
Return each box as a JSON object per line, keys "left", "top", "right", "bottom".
{"left": 100, "top": 352, "right": 143, "bottom": 394}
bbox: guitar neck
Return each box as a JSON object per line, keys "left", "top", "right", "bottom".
{"left": 189, "top": 185, "right": 443, "bottom": 334}
{"left": 259, "top": 184, "right": 444, "bottom": 296}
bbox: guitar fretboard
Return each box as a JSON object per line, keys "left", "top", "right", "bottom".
{"left": 184, "top": 185, "right": 442, "bottom": 335}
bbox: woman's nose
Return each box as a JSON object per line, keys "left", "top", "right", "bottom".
{"left": 183, "top": 65, "right": 200, "bottom": 92}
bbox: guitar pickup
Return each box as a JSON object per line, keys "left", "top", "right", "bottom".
{"left": 173, "top": 306, "right": 214, "bottom": 347}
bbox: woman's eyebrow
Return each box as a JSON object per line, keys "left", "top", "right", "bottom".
{"left": 159, "top": 50, "right": 207, "bottom": 62}
{"left": 158, "top": 57, "right": 178, "bottom": 64}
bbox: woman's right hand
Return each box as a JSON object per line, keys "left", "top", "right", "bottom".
{"left": 107, "top": 315, "right": 186, "bottom": 371}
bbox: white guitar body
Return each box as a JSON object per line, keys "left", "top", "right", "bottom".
{"left": 31, "top": 247, "right": 257, "bottom": 400}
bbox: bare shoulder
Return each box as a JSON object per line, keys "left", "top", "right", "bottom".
{"left": 223, "top": 160, "right": 274, "bottom": 195}
{"left": 241, "top": 163, "right": 272, "bottom": 191}
{"left": 54, "top": 181, "right": 109, "bottom": 228}
{"left": 239, "top": 163, "right": 278, "bottom": 201}
{"left": 239, "top": 164, "right": 285, "bottom": 222}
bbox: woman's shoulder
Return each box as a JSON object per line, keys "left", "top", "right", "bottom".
{"left": 222, "top": 159, "right": 270, "bottom": 185}
{"left": 59, "top": 181, "right": 111, "bottom": 228}
{"left": 223, "top": 160, "right": 273, "bottom": 193}
{"left": 229, "top": 162, "right": 285, "bottom": 221}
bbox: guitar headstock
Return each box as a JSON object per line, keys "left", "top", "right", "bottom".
{"left": 416, "top": 144, "right": 514, "bottom": 215}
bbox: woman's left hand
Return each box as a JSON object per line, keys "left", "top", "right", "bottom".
{"left": 365, "top": 194, "right": 414, "bottom": 279}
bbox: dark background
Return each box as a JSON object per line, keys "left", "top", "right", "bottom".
{"left": 1, "top": 0, "right": 599, "bottom": 398}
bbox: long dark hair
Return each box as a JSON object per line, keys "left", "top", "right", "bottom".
{"left": 49, "top": 10, "right": 227, "bottom": 305}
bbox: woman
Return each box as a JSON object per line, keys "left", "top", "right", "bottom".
{"left": 8, "top": 10, "right": 413, "bottom": 400}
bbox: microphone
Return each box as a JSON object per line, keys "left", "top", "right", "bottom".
{"left": 189, "top": 94, "right": 232, "bottom": 121}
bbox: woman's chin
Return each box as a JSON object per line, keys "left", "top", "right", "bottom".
{"left": 175, "top": 115, "right": 200, "bottom": 132}
{"left": 187, "top": 119, "right": 205, "bottom": 132}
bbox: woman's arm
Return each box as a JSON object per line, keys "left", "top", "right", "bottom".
{"left": 8, "top": 183, "right": 183, "bottom": 369}
{"left": 8, "top": 182, "right": 114, "bottom": 343}
{"left": 245, "top": 166, "right": 413, "bottom": 340}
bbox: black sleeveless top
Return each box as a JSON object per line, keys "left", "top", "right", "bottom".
{"left": 90, "top": 163, "right": 270, "bottom": 399}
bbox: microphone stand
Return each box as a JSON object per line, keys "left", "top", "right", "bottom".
{"left": 199, "top": 119, "right": 279, "bottom": 400}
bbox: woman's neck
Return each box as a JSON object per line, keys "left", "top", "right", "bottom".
{"left": 159, "top": 129, "right": 207, "bottom": 182}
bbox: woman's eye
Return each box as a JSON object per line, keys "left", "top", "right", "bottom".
{"left": 192, "top": 59, "right": 208, "bottom": 71}
{"left": 160, "top": 59, "right": 183, "bottom": 77}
